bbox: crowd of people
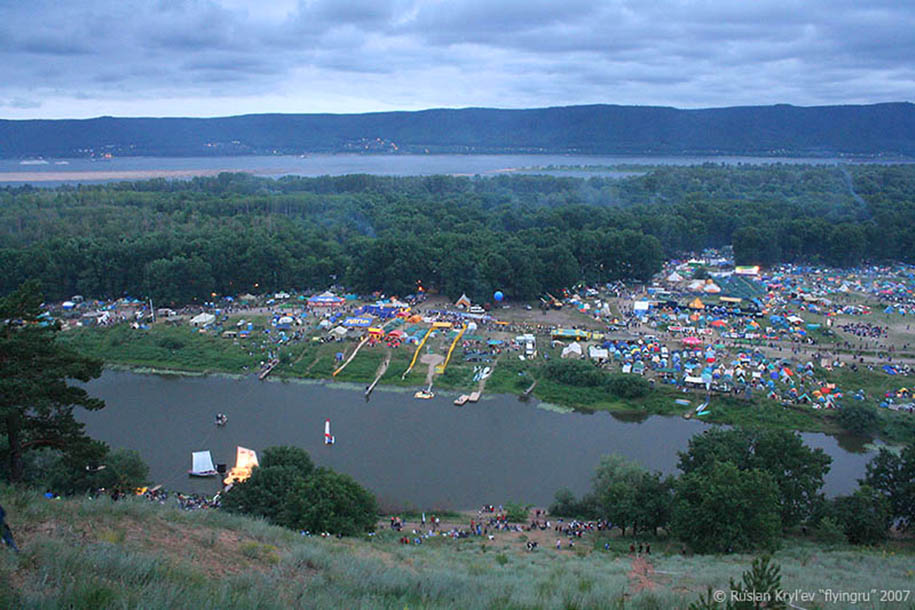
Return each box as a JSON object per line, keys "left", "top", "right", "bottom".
{"left": 839, "top": 322, "right": 887, "bottom": 338}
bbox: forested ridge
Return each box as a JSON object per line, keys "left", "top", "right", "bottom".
{"left": 1, "top": 164, "right": 914, "bottom": 305}
{"left": 2, "top": 103, "right": 915, "bottom": 158}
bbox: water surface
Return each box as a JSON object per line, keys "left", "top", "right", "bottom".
{"left": 80, "top": 371, "right": 872, "bottom": 509}
{"left": 2, "top": 153, "right": 901, "bottom": 186}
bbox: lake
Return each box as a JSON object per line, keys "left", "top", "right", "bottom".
{"left": 0, "top": 153, "right": 899, "bottom": 186}
{"left": 79, "top": 370, "right": 873, "bottom": 510}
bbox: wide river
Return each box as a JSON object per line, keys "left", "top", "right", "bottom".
{"left": 1, "top": 153, "right": 902, "bottom": 186}
{"left": 80, "top": 370, "right": 873, "bottom": 510}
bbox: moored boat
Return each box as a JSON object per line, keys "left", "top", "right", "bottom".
{"left": 188, "top": 450, "right": 218, "bottom": 477}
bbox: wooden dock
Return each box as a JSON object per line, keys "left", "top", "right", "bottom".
{"left": 258, "top": 358, "right": 280, "bottom": 380}
{"left": 519, "top": 379, "right": 538, "bottom": 401}
{"left": 364, "top": 352, "right": 391, "bottom": 401}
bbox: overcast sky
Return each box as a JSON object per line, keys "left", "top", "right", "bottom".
{"left": 1, "top": 0, "right": 912, "bottom": 119}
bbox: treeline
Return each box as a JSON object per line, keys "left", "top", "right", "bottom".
{"left": 3, "top": 103, "right": 914, "bottom": 157}
{"left": 1, "top": 164, "right": 914, "bottom": 304}
{"left": 551, "top": 429, "right": 914, "bottom": 553}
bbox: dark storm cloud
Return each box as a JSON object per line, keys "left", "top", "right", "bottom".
{"left": 0, "top": 0, "right": 912, "bottom": 118}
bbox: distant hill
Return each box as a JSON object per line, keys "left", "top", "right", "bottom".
{"left": 1, "top": 102, "right": 914, "bottom": 158}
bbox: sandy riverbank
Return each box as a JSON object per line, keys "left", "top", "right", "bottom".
{"left": 0, "top": 167, "right": 300, "bottom": 182}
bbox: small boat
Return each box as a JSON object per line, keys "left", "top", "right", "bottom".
{"left": 188, "top": 450, "right": 218, "bottom": 477}
{"left": 215, "top": 413, "right": 228, "bottom": 426}
{"left": 324, "top": 419, "right": 335, "bottom": 445}
{"left": 414, "top": 389, "right": 435, "bottom": 399}
{"left": 454, "top": 394, "right": 470, "bottom": 406}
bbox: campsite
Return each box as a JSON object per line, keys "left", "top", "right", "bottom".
{"left": 53, "top": 251, "right": 915, "bottom": 449}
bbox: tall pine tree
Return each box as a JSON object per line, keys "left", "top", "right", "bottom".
{"left": 0, "top": 281, "right": 104, "bottom": 482}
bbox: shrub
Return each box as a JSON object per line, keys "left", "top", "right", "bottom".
{"left": 605, "top": 374, "right": 651, "bottom": 399}
{"left": 672, "top": 461, "right": 781, "bottom": 554}
{"left": 837, "top": 403, "right": 878, "bottom": 436}
{"left": 260, "top": 446, "right": 314, "bottom": 476}
{"left": 504, "top": 501, "right": 530, "bottom": 523}
{"left": 813, "top": 516, "right": 846, "bottom": 545}
{"left": 543, "top": 359, "right": 606, "bottom": 387}
{"left": 156, "top": 336, "right": 185, "bottom": 350}
{"left": 281, "top": 468, "right": 378, "bottom": 536}
{"left": 222, "top": 465, "right": 302, "bottom": 524}
{"left": 830, "top": 485, "right": 890, "bottom": 545}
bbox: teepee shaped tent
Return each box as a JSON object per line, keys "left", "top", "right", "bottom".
{"left": 223, "top": 446, "right": 259, "bottom": 485}
{"left": 454, "top": 293, "right": 471, "bottom": 308}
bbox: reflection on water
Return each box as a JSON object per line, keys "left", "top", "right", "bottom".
{"left": 834, "top": 432, "right": 872, "bottom": 453}
{"left": 608, "top": 411, "right": 652, "bottom": 424}
{"left": 80, "top": 370, "right": 873, "bottom": 509}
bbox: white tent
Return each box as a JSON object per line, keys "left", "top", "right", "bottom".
{"left": 330, "top": 326, "right": 348, "bottom": 338}
{"left": 190, "top": 312, "right": 216, "bottom": 327}
{"left": 561, "top": 342, "right": 583, "bottom": 359}
{"left": 703, "top": 282, "right": 721, "bottom": 293}
{"left": 318, "top": 319, "right": 332, "bottom": 329}
{"left": 589, "top": 346, "right": 609, "bottom": 360}
{"left": 666, "top": 271, "right": 684, "bottom": 283}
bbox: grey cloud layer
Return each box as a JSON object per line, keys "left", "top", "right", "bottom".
{"left": 1, "top": 0, "right": 912, "bottom": 117}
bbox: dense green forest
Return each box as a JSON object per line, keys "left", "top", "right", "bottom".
{"left": 1, "top": 164, "right": 914, "bottom": 305}
{"left": 2, "top": 103, "right": 914, "bottom": 157}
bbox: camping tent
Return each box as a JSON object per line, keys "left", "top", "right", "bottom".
{"left": 342, "top": 317, "right": 372, "bottom": 327}
{"left": 190, "top": 312, "right": 216, "bottom": 327}
{"left": 223, "top": 446, "right": 259, "bottom": 485}
{"left": 688, "top": 298, "right": 705, "bottom": 310}
{"left": 330, "top": 326, "right": 348, "bottom": 338}
{"left": 454, "top": 293, "right": 471, "bottom": 308}
{"left": 589, "top": 346, "right": 609, "bottom": 360}
{"left": 308, "top": 291, "right": 345, "bottom": 307}
{"left": 561, "top": 342, "right": 583, "bottom": 359}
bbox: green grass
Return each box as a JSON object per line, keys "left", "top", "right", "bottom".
{"left": 59, "top": 324, "right": 262, "bottom": 374}
{"left": 1, "top": 485, "right": 912, "bottom": 609}
{"left": 59, "top": 322, "right": 915, "bottom": 444}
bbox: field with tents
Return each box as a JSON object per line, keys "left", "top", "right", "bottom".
{"left": 55, "top": 254, "right": 915, "bottom": 447}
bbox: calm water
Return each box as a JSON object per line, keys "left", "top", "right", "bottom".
{"left": 79, "top": 370, "right": 872, "bottom": 509}
{"left": 0, "top": 153, "right": 898, "bottom": 186}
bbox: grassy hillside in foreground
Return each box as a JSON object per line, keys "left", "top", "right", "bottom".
{"left": 1, "top": 486, "right": 913, "bottom": 609}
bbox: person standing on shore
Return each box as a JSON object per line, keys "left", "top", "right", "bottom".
{"left": 0, "top": 504, "right": 18, "bottom": 552}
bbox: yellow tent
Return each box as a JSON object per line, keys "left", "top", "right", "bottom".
{"left": 224, "top": 446, "right": 259, "bottom": 485}
{"left": 688, "top": 297, "right": 705, "bottom": 310}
